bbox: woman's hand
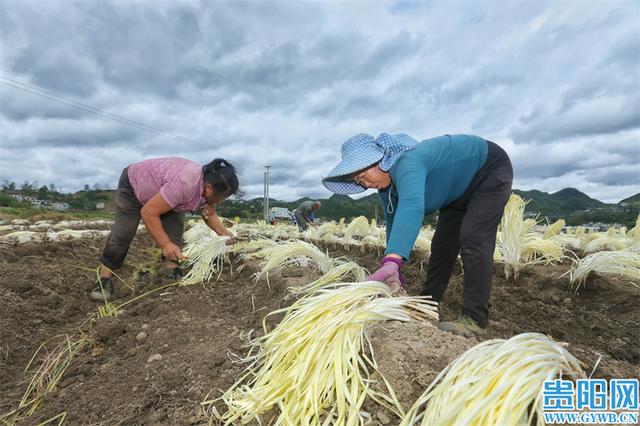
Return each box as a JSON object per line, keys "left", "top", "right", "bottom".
{"left": 366, "top": 256, "right": 406, "bottom": 292}
{"left": 161, "top": 241, "right": 185, "bottom": 261}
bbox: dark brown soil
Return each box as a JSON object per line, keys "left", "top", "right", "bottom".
{"left": 433, "top": 261, "right": 640, "bottom": 373}
{"left": 0, "top": 237, "right": 638, "bottom": 425}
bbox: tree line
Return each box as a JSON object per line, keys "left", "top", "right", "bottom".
{"left": 0, "top": 180, "right": 111, "bottom": 211}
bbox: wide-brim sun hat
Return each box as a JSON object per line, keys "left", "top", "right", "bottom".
{"left": 322, "top": 133, "right": 384, "bottom": 194}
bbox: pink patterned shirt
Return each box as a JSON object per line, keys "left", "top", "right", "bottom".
{"left": 127, "top": 157, "right": 205, "bottom": 213}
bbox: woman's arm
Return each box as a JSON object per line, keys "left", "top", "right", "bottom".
{"left": 384, "top": 158, "right": 428, "bottom": 260}
{"left": 202, "top": 204, "right": 233, "bottom": 237}
{"left": 141, "top": 193, "right": 184, "bottom": 260}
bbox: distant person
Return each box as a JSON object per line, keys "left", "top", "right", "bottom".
{"left": 91, "top": 158, "right": 239, "bottom": 302}
{"left": 323, "top": 133, "right": 512, "bottom": 338}
{"left": 294, "top": 200, "right": 321, "bottom": 231}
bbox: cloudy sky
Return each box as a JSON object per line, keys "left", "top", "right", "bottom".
{"left": 1, "top": 0, "right": 638, "bottom": 203}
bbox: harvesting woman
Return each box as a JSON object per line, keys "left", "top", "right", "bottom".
{"left": 91, "top": 158, "right": 239, "bottom": 302}
{"left": 323, "top": 133, "right": 513, "bottom": 337}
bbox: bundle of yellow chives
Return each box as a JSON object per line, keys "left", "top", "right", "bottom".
{"left": 180, "top": 234, "right": 230, "bottom": 285}
{"left": 401, "top": 333, "right": 585, "bottom": 426}
{"left": 205, "top": 281, "right": 438, "bottom": 425}
{"left": 344, "top": 216, "right": 371, "bottom": 242}
{"left": 568, "top": 250, "right": 640, "bottom": 290}
{"left": 499, "top": 194, "right": 536, "bottom": 280}
{"left": 286, "top": 260, "right": 368, "bottom": 296}
{"left": 254, "top": 240, "right": 335, "bottom": 283}
{"left": 543, "top": 219, "right": 565, "bottom": 239}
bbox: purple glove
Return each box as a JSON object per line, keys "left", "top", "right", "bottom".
{"left": 366, "top": 256, "right": 406, "bottom": 290}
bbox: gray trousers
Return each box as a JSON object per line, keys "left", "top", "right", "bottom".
{"left": 100, "top": 167, "right": 185, "bottom": 270}
{"left": 294, "top": 211, "right": 308, "bottom": 231}
{"left": 421, "top": 142, "right": 513, "bottom": 328}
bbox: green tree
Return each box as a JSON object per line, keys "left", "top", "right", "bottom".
{"left": 0, "top": 192, "right": 29, "bottom": 207}
{"left": 2, "top": 180, "right": 16, "bottom": 191}
{"left": 20, "top": 181, "right": 37, "bottom": 195}
{"left": 37, "top": 185, "right": 50, "bottom": 200}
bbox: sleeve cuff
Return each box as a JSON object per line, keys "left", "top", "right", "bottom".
{"left": 159, "top": 186, "right": 178, "bottom": 209}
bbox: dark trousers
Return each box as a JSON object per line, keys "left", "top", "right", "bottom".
{"left": 100, "top": 167, "right": 185, "bottom": 270}
{"left": 294, "top": 211, "right": 308, "bottom": 231}
{"left": 421, "top": 142, "right": 513, "bottom": 328}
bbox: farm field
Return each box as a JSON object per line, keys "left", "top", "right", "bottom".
{"left": 0, "top": 213, "right": 638, "bottom": 425}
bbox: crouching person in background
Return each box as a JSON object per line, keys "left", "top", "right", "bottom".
{"left": 91, "top": 158, "right": 239, "bottom": 302}
{"left": 294, "top": 200, "right": 321, "bottom": 231}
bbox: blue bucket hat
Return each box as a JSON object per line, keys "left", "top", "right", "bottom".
{"left": 322, "top": 132, "right": 418, "bottom": 194}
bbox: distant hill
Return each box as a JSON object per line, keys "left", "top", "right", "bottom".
{"left": 512, "top": 187, "right": 606, "bottom": 217}
{"left": 218, "top": 188, "right": 638, "bottom": 226}
{"left": 2, "top": 185, "right": 637, "bottom": 226}
{"left": 513, "top": 188, "right": 637, "bottom": 226}
{"left": 619, "top": 193, "right": 640, "bottom": 209}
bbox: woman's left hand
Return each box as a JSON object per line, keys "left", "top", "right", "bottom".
{"left": 366, "top": 256, "right": 406, "bottom": 292}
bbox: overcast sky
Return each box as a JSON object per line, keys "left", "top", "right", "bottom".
{"left": 1, "top": 0, "right": 638, "bottom": 203}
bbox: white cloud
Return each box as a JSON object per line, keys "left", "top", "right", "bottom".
{"left": 0, "top": 0, "right": 638, "bottom": 203}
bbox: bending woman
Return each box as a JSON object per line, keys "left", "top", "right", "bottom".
{"left": 92, "top": 157, "right": 239, "bottom": 302}
{"left": 323, "top": 133, "right": 512, "bottom": 337}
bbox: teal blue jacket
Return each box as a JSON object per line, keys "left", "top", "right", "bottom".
{"left": 379, "top": 134, "right": 488, "bottom": 260}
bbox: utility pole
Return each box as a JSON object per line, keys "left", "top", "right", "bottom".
{"left": 263, "top": 165, "right": 271, "bottom": 222}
